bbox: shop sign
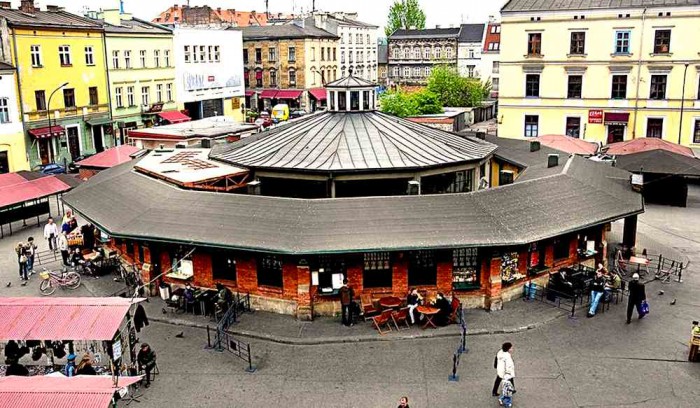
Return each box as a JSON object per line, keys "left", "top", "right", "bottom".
{"left": 145, "top": 103, "right": 164, "bottom": 113}
{"left": 588, "top": 110, "right": 603, "bottom": 124}
{"left": 208, "top": 76, "right": 215, "bottom": 82}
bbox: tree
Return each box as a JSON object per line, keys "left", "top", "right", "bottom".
{"left": 427, "top": 66, "right": 491, "bottom": 107}
{"left": 385, "top": 0, "right": 426, "bottom": 37}
{"left": 379, "top": 89, "right": 442, "bottom": 118}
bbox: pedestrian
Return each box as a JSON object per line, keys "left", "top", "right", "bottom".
{"left": 626, "top": 273, "right": 647, "bottom": 324}
{"left": 57, "top": 232, "right": 70, "bottom": 266}
{"left": 492, "top": 342, "right": 516, "bottom": 397}
{"left": 338, "top": 278, "right": 354, "bottom": 326}
{"left": 44, "top": 217, "right": 58, "bottom": 251}
{"left": 587, "top": 267, "right": 606, "bottom": 317}
{"left": 25, "top": 237, "right": 37, "bottom": 276}
{"left": 76, "top": 353, "right": 97, "bottom": 375}
{"left": 137, "top": 343, "right": 157, "bottom": 388}
{"left": 64, "top": 354, "right": 77, "bottom": 377}
{"left": 499, "top": 374, "right": 515, "bottom": 407}
{"left": 15, "top": 242, "right": 28, "bottom": 283}
{"left": 397, "top": 396, "right": 410, "bottom": 408}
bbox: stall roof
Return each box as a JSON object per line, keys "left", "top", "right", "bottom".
{"left": 158, "top": 110, "right": 191, "bottom": 124}
{"left": 0, "top": 297, "right": 144, "bottom": 341}
{"left": 0, "top": 376, "right": 142, "bottom": 408}
{"left": 76, "top": 145, "right": 142, "bottom": 169}
{"left": 135, "top": 148, "right": 248, "bottom": 185}
{"left": 537, "top": 135, "right": 599, "bottom": 156}
{"left": 0, "top": 175, "right": 74, "bottom": 209}
{"left": 127, "top": 116, "right": 257, "bottom": 140}
{"left": 605, "top": 137, "right": 695, "bottom": 157}
{"left": 614, "top": 149, "right": 700, "bottom": 176}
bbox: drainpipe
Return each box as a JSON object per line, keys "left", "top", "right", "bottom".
{"left": 678, "top": 62, "right": 689, "bottom": 145}
{"left": 101, "top": 28, "right": 115, "bottom": 146}
{"left": 631, "top": 8, "right": 647, "bottom": 139}
{"left": 10, "top": 27, "right": 29, "bottom": 165}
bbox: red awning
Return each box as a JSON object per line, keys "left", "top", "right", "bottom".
{"left": 76, "top": 144, "right": 141, "bottom": 169}
{"left": 604, "top": 112, "right": 630, "bottom": 124}
{"left": 158, "top": 110, "right": 191, "bottom": 124}
{"left": 260, "top": 89, "right": 278, "bottom": 99}
{"left": 276, "top": 89, "right": 303, "bottom": 99}
{"left": 309, "top": 88, "right": 327, "bottom": 100}
{"left": 28, "top": 125, "right": 65, "bottom": 139}
{"left": 0, "top": 297, "right": 145, "bottom": 341}
{"left": 244, "top": 90, "right": 255, "bottom": 97}
{"left": 0, "top": 376, "right": 143, "bottom": 408}
{"left": 0, "top": 173, "right": 26, "bottom": 188}
{"left": 0, "top": 176, "right": 73, "bottom": 209}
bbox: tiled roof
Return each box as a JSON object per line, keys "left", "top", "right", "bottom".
{"left": 605, "top": 137, "right": 694, "bottom": 157}
{"left": 101, "top": 17, "right": 172, "bottom": 35}
{"left": 0, "top": 9, "right": 101, "bottom": 29}
{"left": 63, "top": 153, "right": 643, "bottom": 254}
{"left": 389, "top": 27, "right": 461, "bottom": 39}
{"left": 241, "top": 23, "right": 338, "bottom": 40}
{"left": 458, "top": 23, "right": 485, "bottom": 43}
{"left": 502, "top": 0, "right": 700, "bottom": 12}
{"left": 0, "top": 62, "right": 14, "bottom": 70}
{"left": 152, "top": 5, "right": 269, "bottom": 26}
{"left": 210, "top": 111, "right": 496, "bottom": 172}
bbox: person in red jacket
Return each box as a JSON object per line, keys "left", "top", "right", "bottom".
{"left": 338, "top": 279, "right": 354, "bottom": 326}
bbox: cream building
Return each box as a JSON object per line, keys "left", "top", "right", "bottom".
{"left": 499, "top": 0, "right": 700, "bottom": 146}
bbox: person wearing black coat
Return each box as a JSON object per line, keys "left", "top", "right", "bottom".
{"left": 433, "top": 293, "right": 452, "bottom": 326}
{"left": 626, "top": 273, "right": 647, "bottom": 324}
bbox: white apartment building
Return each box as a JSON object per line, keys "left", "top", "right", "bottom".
{"left": 479, "top": 21, "right": 501, "bottom": 98}
{"left": 307, "top": 12, "right": 379, "bottom": 82}
{"left": 456, "top": 24, "right": 486, "bottom": 79}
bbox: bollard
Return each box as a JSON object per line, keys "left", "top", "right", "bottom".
{"left": 205, "top": 325, "right": 212, "bottom": 349}
{"left": 448, "top": 352, "right": 459, "bottom": 381}
{"left": 245, "top": 343, "right": 256, "bottom": 373}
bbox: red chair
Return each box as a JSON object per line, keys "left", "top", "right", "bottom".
{"left": 372, "top": 310, "right": 394, "bottom": 335}
{"left": 448, "top": 297, "right": 462, "bottom": 325}
{"left": 392, "top": 307, "right": 410, "bottom": 330}
{"left": 360, "top": 294, "right": 380, "bottom": 321}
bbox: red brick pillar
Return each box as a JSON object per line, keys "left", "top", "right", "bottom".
{"left": 436, "top": 260, "right": 452, "bottom": 294}
{"left": 544, "top": 244, "right": 554, "bottom": 268}
{"left": 485, "top": 255, "right": 503, "bottom": 311}
{"left": 296, "top": 263, "right": 313, "bottom": 321}
{"left": 392, "top": 253, "right": 408, "bottom": 297}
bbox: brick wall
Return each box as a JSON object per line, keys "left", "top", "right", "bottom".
{"left": 79, "top": 168, "right": 99, "bottom": 180}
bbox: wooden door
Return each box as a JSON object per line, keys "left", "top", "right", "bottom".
{"left": 67, "top": 126, "right": 80, "bottom": 160}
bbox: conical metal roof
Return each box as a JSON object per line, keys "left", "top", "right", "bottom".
{"left": 325, "top": 73, "right": 375, "bottom": 88}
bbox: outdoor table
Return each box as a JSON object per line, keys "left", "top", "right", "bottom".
{"left": 629, "top": 256, "right": 650, "bottom": 276}
{"left": 378, "top": 296, "right": 402, "bottom": 309}
{"left": 198, "top": 289, "right": 219, "bottom": 317}
{"left": 417, "top": 305, "right": 440, "bottom": 329}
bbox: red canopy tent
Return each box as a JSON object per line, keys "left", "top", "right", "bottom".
{"left": 538, "top": 134, "right": 599, "bottom": 156}
{"left": 158, "top": 111, "right": 191, "bottom": 124}
{"left": 0, "top": 376, "right": 143, "bottom": 408}
{"left": 76, "top": 145, "right": 141, "bottom": 170}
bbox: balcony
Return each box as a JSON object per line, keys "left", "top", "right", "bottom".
{"left": 25, "top": 103, "right": 110, "bottom": 122}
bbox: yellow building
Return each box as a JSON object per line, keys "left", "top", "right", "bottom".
{"left": 499, "top": 0, "right": 700, "bottom": 147}
{"left": 0, "top": 2, "right": 110, "bottom": 168}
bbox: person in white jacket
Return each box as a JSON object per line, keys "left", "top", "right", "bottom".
{"left": 492, "top": 342, "right": 516, "bottom": 396}
{"left": 43, "top": 218, "right": 58, "bottom": 251}
{"left": 57, "top": 232, "right": 70, "bottom": 267}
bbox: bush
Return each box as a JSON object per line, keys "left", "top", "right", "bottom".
{"left": 379, "top": 90, "right": 442, "bottom": 118}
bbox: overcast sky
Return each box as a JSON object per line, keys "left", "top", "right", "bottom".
{"left": 22, "top": 0, "right": 507, "bottom": 34}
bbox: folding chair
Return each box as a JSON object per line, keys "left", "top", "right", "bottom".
{"left": 391, "top": 307, "right": 411, "bottom": 331}
{"left": 371, "top": 310, "right": 393, "bottom": 335}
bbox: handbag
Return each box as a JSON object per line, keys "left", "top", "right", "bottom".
{"left": 640, "top": 300, "right": 650, "bottom": 315}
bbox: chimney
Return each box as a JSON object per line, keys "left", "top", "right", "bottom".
{"left": 435, "top": 24, "right": 441, "bottom": 29}
{"left": 0, "top": 2, "right": 10, "bottom": 9}
{"left": 102, "top": 9, "right": 122, "bottom": 26}
{"left": 547, "top": 154, "right": 559, "bottom": 168}
{"left": 19, "top": 0, "right": 35, "bottom": 13}
{"left": 247, "top": 180, "right": 261, "bottom": 195}
{"left": 530, "top": 140, "right": 540, "bottom": 152}
{"left": 47, "top": 5, "right": 64, "bottom": 12}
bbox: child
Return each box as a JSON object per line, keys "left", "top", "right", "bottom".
{"left": 499, "top": 374, "right": 515, "bottom": 407}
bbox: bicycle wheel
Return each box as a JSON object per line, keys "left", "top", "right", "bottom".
{"left": 65, "top": 272, "right": 82, "bottom": 289}
{"left": 39, "top": 279, "right": 56, "bottom": 295}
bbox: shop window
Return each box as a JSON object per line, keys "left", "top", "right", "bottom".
{"left": 553, "top": 237, "right": 570, "bottom": 260}
{"left": 137, "top": 243, "right": 145, "bottom": 264}
{"left": 312, "top": 255, "right": 346, "bottom": 294}
{"left": 350, "top": 91, "right": 360, "bottom": 111}
{"left": 338, "top": 91, "right": 347, "bottom": 110}
{"left": 257, "top": 255, "right": 283, "bottom": 288}
{"left": 527, "top": 243, "right": 546, "bottom": 275}
{"left": 500, "top": 251, "right": 523, "bottom": 285}
{"left": 363, "top": 252, "right": 392, "bottom": 289}
{"left": 422, "top": 169, "right": 474, "bottom": 194}
{"left": 408, "top": 250, "right": 437, "bottom": 287}
{"left": 125, "top": 240, "right": 134, "bottom": 257}
{"left": 212, "top": 251, "right": 237, "bottom": 282}
{"left": 362, "top": 91, "right": 370, "bottom": 110}
{"left": 694, "top": 120, "right": 700, "bottom": 144}
{"left": 452, "top": 248, "right": 479, "bottom": 290}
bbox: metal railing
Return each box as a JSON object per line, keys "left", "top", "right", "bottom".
{"left": 205, "top": 292, "right": 255, "bottom": 372}
{"left": 448, "top": 302, "right": 467, "bottom": 381}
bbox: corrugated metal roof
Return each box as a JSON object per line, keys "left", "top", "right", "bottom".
{"left": 101, "top": 17, "right": 172, "bottom": 35}
{"left": 325, "top": 75, "right": 375, "bottom": 88}
{"left": 211, "top": 111, "right": 496, "bottom": 172}
{"left": 0, "top": 376, "right": 142, "bottom": 408}
{"left": 0, "top": 176, "right": 73, "bottom": 209}
{"left": 0, "top": 297, "right": 143, "bottom": 341}
{"left": 241, "top": 23, "right": 338, "bottom": 40}
{"left": 62, "top": 155, "right": 643, "bottom": 255}
{"left": 0, "top": 9, "right": 102, "bottom": 29}
{"left": 502, "top": 0, "right": 700, "bottom": 12}
{"left": 77, "top": 145, "right": 140, "bottom": 169}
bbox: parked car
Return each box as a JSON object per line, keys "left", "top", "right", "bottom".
{"left": 290, "top": 110, "right": 307, "bottom": 119}
{"left": 33, "top": 163, "right": 66, "bottom": 175}
{"left": 67, "top": 154, "right": 94, "bottom": 173}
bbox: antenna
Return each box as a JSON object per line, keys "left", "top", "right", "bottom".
{"left": 265, "top": 0, "right": 269, "bottom": 18}
{"left": 312, "top": 0, "right": 316, "bottom": 12}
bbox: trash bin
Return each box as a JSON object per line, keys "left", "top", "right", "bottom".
{"left": 523, "top": 282, "right": 531, "bottom": 300}
{"left": 528, "top": 283, "right": 537, "bottom": 300}
{"left": 158, "top": 282, "right": 171, "bottom": 301}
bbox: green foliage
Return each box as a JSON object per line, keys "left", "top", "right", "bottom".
{"left": 379, "top": 90, "right": 442, "bottom": 118}
{"left": 385, "top": 0, "right": 427, "bottom": 37}
{"left": 426, "top": 66, "right": 491, "bottom": 108}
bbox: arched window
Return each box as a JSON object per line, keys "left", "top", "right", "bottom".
{"left": 392, "top": 47, "right": 399, "bottom": 59}
{"left": 445, "top": 47, "right": 453, "bottom": 59}
{"left": 413, "top": 67, "right": 420, "bottom": 77}
{"left": 403, "top": 66, "right": 410, "bottom": 77}
{"left": 434, "top": 47, "right": 442, "bottom": 59}
{"left": 403, "top": 48, "right": 410, "bottom": 59}
{"left": 424, "top": 47, "right": 431, "bottom": 59}
{"left": 413, "top": 47, "right": 420, "bottom": 59}
{"left": 288, "top": 69, "right": 296, "bottom": 86}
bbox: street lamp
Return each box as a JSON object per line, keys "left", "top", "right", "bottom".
{"left": 678, "top": 63, "right": 690, "bottom": 145}
{"left": 47, "top": 82, "right": 69, "bottom": 163}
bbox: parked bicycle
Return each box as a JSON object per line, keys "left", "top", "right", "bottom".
{"left": 39, "top": 268, "right": 81, "bottom": 295}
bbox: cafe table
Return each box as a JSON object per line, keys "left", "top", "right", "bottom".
{"left": 416, "top": 305, "right": 440, "bottom": 329}
{"left": 629, "top": 256, "right": 650, "bottom": 276}
{"left": 378, "top": 296, "right": 402, "bottom": 309}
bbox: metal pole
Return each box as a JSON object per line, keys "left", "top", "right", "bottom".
{"left": 678, "top": 63, "right": 689, "bottom": 145}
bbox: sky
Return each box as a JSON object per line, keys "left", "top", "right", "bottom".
{"left": 20, "top": 0, "right": 507, "bottom": 34}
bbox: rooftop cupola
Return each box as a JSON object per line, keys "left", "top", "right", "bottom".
{"left": 325, "top": 68, "right": 376, "bottom": 112}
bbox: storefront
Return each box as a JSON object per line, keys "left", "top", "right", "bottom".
{"left": 604, "top": 112, "right": 630, "bottom": 144}
{"left": 308, "top": 88, "right": 327, "bottom": 111}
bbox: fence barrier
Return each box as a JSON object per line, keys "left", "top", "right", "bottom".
{"left": 448, "top": 303, "right": 467, "bottom": 382}
{"left": 206, "top": 292, "right": 255, "bottom": 372}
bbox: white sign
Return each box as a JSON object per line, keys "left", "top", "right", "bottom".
{"left": 112, "top": 339, "right": 122, "bottom": 361}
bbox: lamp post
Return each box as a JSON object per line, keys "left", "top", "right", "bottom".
{"left": 47, "top": 82, "right": 69, "bottom": 163}
{"left": 678, "top": 63, "right": 690, "bottom": 145}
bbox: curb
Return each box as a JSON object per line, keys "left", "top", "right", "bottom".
{"left": 150, "top": 310, "right": 568, "bottom": 346}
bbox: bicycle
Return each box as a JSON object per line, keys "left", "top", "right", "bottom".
{"left": 39, "top": 268, "right": 81, "bottom": 295}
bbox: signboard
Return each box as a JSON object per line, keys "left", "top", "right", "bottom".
{"left": 231, "top": 97, "right": 240, "bottom": 109}
{"left": 208, "top": 76, "right": 215, "bottom": 82}
{"left": 588, "top": 110, "right": 603, "bottom": 124}
{"left": 145, "top": 103, "right": 164, "bottom": 113}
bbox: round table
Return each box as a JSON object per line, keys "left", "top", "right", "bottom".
{"left": 416, "top": 305, "right": 440, "bottom": 329}
{"left": 378, "top": 296, "right": 402, "bottom": 309}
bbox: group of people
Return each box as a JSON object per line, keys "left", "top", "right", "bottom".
{"left": 14, "top": 237, "right": 37, "bottom": 284}
{"left": 64, "top": 353, "right": 97, "bottom": 377}
{"left": 586, "top": 263, "right": 623, "bottom": 318}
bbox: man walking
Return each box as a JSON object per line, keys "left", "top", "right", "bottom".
{"left": 44, "top": 218, "right": 58, "bottom": 251}
{"left": 338, "top": 279, "right": 354, "bottom": 326}
{"left": 492, "top": 342, "right": 516, "bottom": 396}
{"left": 626, "top": 273, "right": 647, "bottom": 324}
{"left": 137, "top": 343, "right": 157, "bottom": 388}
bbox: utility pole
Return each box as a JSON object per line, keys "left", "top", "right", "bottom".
{"left": 265, "top": 0, "right": 269, "bottom": 19}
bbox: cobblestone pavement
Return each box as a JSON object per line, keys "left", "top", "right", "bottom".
{"left": 1, "top": 188, "right": 700, "bottom": 407}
